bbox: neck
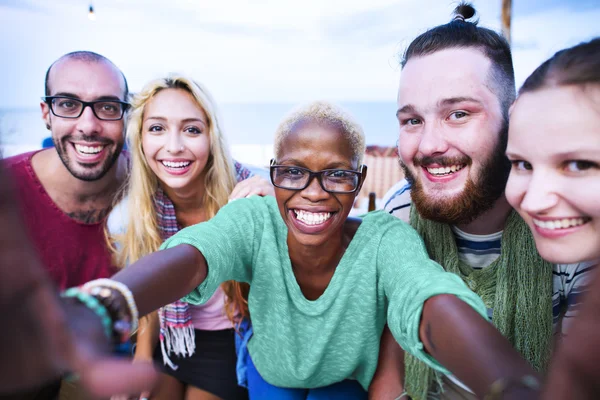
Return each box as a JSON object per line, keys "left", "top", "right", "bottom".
{"left": 288, "top": 231, "right": 347, "bottom": 274}
{"left": 163, "top": 182, "right": 207, "bottom": 227}
{"left": 455, "top": 194, "right": 513, "bottom": 235}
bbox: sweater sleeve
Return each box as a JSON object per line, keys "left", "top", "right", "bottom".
{"left": 377, "top": 219, "right": 488, "bottom": 374}
{"left": 159, "top": 197, "right": 262, "bottom": 305}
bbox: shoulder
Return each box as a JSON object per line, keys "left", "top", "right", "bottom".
{"left": 107, "top": 197, "right": 129, "bottom": 236}
{"left": 362, "top": 210, "right": 422, "bottom": 244}
{"left": 1, "top": 150, "right": 38, "bottom": 170}
{"left": 382, "top": 179, "right": 412, "bottom": 221}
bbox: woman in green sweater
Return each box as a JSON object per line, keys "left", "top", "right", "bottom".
{"left": 67, "top": 101, "right": 538, "bottom": 399}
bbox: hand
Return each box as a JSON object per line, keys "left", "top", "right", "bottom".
{"left": 229, "top": 175, "right": 274, "bottom": 200}
{"left": 63, "top": 300, "right": 157, "bottom": 398}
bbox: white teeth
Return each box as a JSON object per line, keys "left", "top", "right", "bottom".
{"left": 426, "top": 164, "right": 465, "bottom": 176}
{"left": 161, "top": 160, "right": 191, "bottom": 168}
{"left": 294, "top": 210, "right": 332, "bottom": 225}
{"left": 74, "top": 144, "right": 104, "bottom": 154}
{"left": 532, "top": 218, "right": 588, "bottom": 230}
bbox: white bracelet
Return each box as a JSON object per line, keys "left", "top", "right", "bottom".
{"left": 82, "top": 278, "right": 139, "bottom": 333}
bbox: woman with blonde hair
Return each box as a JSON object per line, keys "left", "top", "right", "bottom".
{"left": 107, "top": 74, "right": 272, "bottom": 400}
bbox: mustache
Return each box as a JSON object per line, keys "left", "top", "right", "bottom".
{"left": 61, "top": 134, "right": 114, "bottom": 145}
{"left": 413, "top": 155, "right": 471, "bottom": 168}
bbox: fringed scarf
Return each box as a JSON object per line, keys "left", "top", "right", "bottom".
{"left": 405, "top": 207, "right": 553, "bottom": 400}
{"left": 154, "top": 161, "right": 253, "bottom": 370}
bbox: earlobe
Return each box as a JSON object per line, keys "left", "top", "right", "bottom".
{"left": 40, "top": 102, "right": 51, "bottom": 130}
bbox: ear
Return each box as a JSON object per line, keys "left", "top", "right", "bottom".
{"left": 40, "top": 101, "right": 51, "bottom": 130}
{"left": 356, "top": 165, "right": 368, "bottom": 193}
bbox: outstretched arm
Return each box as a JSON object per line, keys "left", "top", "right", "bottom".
{"left": 112, "top": 244, "right": 207, "bottom": 317}
{"left": 419, "top": 294, "right": 539, "bottom": 399}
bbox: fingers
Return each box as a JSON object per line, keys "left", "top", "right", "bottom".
{"left": 229, "top": 176, "right": 274, "bottom": 200}
{"left": 79, "top": 357, "right": 157, "bottom": 398}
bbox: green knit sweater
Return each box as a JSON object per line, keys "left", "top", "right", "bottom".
{"left": 161, "top": 196, "right": 487, "bottom": 390}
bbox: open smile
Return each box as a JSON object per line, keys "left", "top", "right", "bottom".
{"left": 425, "top": 164, "right": 466, "bottom": 177}
{"left": 289, "top": 208, "right": 337, "bottom": 234}
{"left": 70, "top": 142, "right": 108, "bottom": 163}
{"left": 531, "top": 216, "right": 591, "bottom": 239}
{"left": 159, "top": 159, "right": 193, "bottom": 176}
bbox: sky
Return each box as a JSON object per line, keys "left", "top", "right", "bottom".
{"left": 0, "top": 0, "right": 598, "bottom": 109}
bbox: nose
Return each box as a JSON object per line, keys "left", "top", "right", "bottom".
{"left": 520, "top": 171, "right": 560, "bottom": 215}
{"left": 165, "top": 131, "right": 184, "bottom": 154}
{"left": 300, "top": 175, "right": 329, "bottom": 202}
{"left": 417, "top": 122, "right": 449, "bottom": 157}
{"left": 75, "top": 105, "right": 102, "bottom": 134}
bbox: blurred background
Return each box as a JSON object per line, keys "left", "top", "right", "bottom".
{"left": 0, "top": 0, "right": 598, "bottom": 171}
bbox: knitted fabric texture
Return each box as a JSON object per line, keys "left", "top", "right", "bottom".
{"left": 155, "top": 161, "right": 253, "bottom": 370}
{"left": 405, "top": 208, "right": 553, "bottom": 400}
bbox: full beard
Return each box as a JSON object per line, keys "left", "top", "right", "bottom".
{"left": 53, "top": 134, "right": 123, "bottom": 182}
{"left": 401, "top": 141, "right": 511, "bottom": 225}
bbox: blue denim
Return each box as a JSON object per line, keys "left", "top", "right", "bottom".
{"left": 246, "top": 350, "right": 367, "bottom": 400}
{"left": 234, "top": 317, "right": 253, "bottom": 388}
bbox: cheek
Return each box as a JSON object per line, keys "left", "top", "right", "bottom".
{"left": 564, "top": 178, "right": 600, "bottom": 218}
{"left": 398, "top": 132, "right": 418, "bottom": 163}
{"left": 189, "top": 136, "right": 211, "bottom": 161}
{"left": 504, "top": 171, "right": 528, "bottom": 210}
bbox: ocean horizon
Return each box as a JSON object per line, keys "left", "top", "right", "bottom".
{"left": 0, "top": 102, "right": 399, "bottom": 166}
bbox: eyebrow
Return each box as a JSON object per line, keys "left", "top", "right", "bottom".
{"left": 396, "top": 97, "right": 484, "bottom": 117}
{"left": 52, "top": 92, "right": 124, "bottom": 102}
{"left": 145, "top": 116, "right": 207, "bottom": 127}
{"left": 279, "top": 159, "right": 354, "bottom": 170}
{"left": 438, "top": 96, "right": 483, "bottom": 107}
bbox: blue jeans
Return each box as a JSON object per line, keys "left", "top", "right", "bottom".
{"left": 246, "top": 353, "right": 367, "bottom": 400}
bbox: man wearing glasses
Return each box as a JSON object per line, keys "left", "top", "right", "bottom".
{"left": 3, "top": 51, "right": 128, "bottom": 310}
{"left": 1, "top": 50, "right": 129, "bottom": 399}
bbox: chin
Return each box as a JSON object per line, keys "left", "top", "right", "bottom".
{"left": 535, "top": 242, "right": 597, "bottom": 265}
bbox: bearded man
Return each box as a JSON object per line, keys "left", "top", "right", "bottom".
{"left": 371, "top": 4, "right": 594, "bottom": 400}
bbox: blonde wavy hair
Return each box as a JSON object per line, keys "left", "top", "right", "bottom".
{"left": 108, "top": 74, "right": 248, "bottom": 323}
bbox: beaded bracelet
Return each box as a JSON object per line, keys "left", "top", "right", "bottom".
{"left": 484, "top": 375, "right": 540, "bottom": 400}
{"left": 82, "top": 279, "right": 139, "bottom": 333}
{"left": 61, "top": 288, "right": 113, "bottom": 340}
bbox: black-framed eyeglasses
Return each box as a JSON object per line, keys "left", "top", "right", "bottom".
{"left": 42, "top": 96, "right": 130, "bottom": 121}
{"left": 270, "top": 159, "right": 366, "bottom": 194}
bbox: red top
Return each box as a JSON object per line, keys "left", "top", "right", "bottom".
{"left": 2, "top": 150, "right": 117, "bottom": 290}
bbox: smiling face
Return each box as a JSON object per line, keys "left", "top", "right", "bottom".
{"left": 397, "top": 47, "right": 510, "bottom": 224}
{"left": 275, "top": 124, "right": 362, "bottom": 249}
{"left": 141, "top": 88, "right": 211, "bottom": 195}
{"left": 505, "top": 85, "right": 600, "bottom": 264}
{"left": 42, "top": 58, "right": 126, "bottom": 181}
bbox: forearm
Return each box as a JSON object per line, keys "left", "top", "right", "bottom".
{"left": 420, "top": 294, "right": 539, "bottom": 399}
{"left": 112, "top": 244, "right": 207, "bottom": 317}
{"left": 134, "top": 311, "right": 160, "bottom": 360}
{"left": 542, "top": 269, "right": 600, "bottom": 399}
{"left": 369, "top": 325, "right": 406, "bottom": 400}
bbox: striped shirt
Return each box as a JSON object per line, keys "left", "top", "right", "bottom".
{"left": 382, "top": 179, "right": 595, "bottom": 336}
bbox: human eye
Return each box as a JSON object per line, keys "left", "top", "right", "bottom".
{"left": 327, "top": 170, "right": 353, "bottom": 179}
{"left": 448, "top": 110, "right": 468, "bottom": 120}
{"left": 510, "top": 160, "right": 532, "bottom": 171}
{"left": 56, "top": 99, "right": 77, "bottom": 109}
{"left": 148, "top": 125, "right": 164, "bottom": 133}
{"left": 400, "top": 117, "right": 422, "bottom": 126}
{"left": 184, "top": 126, "right": 202, "bottom": 135}
{"left": 279, "top": 166, "right": 305, "bottom": 179}
{"left": 564, "top": 160, "right": 598, "bottom": 173}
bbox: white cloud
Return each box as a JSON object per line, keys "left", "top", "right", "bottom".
{"left": 0, "top": 0, "right": 597, "bottom": 108}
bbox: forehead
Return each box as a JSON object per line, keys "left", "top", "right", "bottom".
{"left": 144, "top": 89, "right": 207, "bottom": 119}
{"left": 48, "top": 58, "right": 126, "bottom": 100}
{"left": 398, "top": 47, "right": 495, "bottom": 109}
{"left": 278, "top": 124, "right": 356, "bottom": 167}
{"left": 508, "top": 86, "right": 600, "bottom": 154}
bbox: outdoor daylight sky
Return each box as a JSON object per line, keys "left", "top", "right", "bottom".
{"left": 1, "top": 0, "right": 599, "bottom": 109}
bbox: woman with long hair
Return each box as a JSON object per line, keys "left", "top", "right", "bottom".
{"left": 107, "top": 74, "right": 271, "bottom": 400}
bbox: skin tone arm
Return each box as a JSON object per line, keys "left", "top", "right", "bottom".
{"left": 368, "top": 325, "right": 405, "bottom": 400}
{"left": 0, "top": 167, "right": 156, "bottom": 396}
{"left": 419, "top": 294, "right": 539, "bottom": 399}
{"left": 541, "top": 268, "right": 600, "bottom": 399}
